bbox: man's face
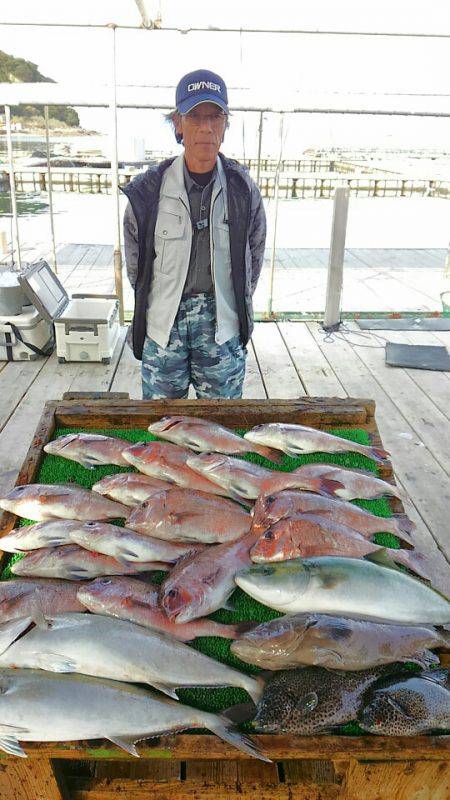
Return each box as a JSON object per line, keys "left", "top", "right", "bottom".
{"left": 176, "top": 102, "right": 227, "bottom": 165}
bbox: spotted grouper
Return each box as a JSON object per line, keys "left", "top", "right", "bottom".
{"left": 359, "top": 669, "right": 450, "bottom": 735}
{"left": 252, "top": 666, "right": 398, "bottom": 734}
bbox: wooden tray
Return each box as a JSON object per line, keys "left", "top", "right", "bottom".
{"left": 0, "top": 397, "right": 448, "bottom": 800}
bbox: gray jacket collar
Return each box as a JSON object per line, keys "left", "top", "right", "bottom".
{"left": 162, "top": 153, "right": 227, "bottom": 204}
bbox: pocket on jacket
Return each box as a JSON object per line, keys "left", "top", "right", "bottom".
{"left": 154, "top": 211, "right": 185, "bottom": 274}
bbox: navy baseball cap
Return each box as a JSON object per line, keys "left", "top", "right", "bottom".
{"left": 176, "top": 69, "right": 229, "bottom": 115}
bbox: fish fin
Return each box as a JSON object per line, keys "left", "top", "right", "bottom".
{"left": 168, "top": 511, "right": 201, "bottom": 525}
{"left": 221, "top": 598, "right": 235, "bottom": 612}
{"left": 251, "top": 445, "right": 284, "bottom": 464}
{"left": 296, "top": 691, "right": 319, "bottom": 716}
{"left": 0, "top": 617, "right": 32, "bottom": 655}
{"left": 310, "top": 646, "right": 344, "bottom": 667}
{"left": 66, "top": 570, "right": 92, "bottom": 580}
{"left": 45, "top": 538, "right": 70, "bottom": 547}
{"left": 384, "top": 695, "right": 415, "bottom": 720}
{"left": 79, "top": 460, "right": 97, "bottom": 470}
{"left": 37, "top": 652, "right": 78, "bottom": 673}
{"left": 392, "top": 513, "right": 416, "bottom": 538}
{"left": 45, "top": 615, "right": 91, "bottom": 630}
{"left": 150, "top": 682, "right": 179, "bottom": 699}
{"left": 115, "top": 549, "right": 140, "bottom": 565}
{"left": 227, "top": 487, "right": 249, "bottom": 504}
{"left": 222, "top": 702, "right": 256, "bottom": 724}
{"left": 106, "top": 735, "right": 139, "bottom": 757}
{"left": 31, "top": 608, "right": 51, "bottom": 630}
{"left": 316, "top": 478, "right": 346, "bottom": 497}
{"left": 0, "top": 726, "right": 28, "bottom": 758}
{"left": 408, "top": 650, "right": 441, "bottom": 669}
{"left": 364, "top": 549, "right": 406, "bottom": 573}
{"left": 206, "top": 715, "right": 272, "bottom": 763}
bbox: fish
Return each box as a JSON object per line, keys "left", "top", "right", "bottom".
{"left": 245, "top": 423, "right": 389, "bottom": 464}
{"left": 68, "top": 521, "right": 195, "bottom": 563}
{"left": 160, "top": 531, "right": 259, "bottom": 624}
{"left": 249, "top": 515, "right": 430, "bottom": 581}
{"left": 252, "top": 666, "right": 396, "bottom": 734}
{"left": 0, "top": 484, "right": 129, "bottom": 522}
{"left": 148, "top": 416, "right": 282, "bottom": 463}
{"left": 0, "top": 669, "right": 269, "bottom": 760}
{"left": 231, "top": 613, "right": 450, "bottom": 671}
{"left": 359, "top": 669, "right": 450, "bottom": 735}
{"left": 44, "top": 433, "right": 132, "bottom": 468}
{"left": 123, "top": 442, "right": 226, "bottom": 495}
{"left": 0, "top": 520, "right": 86, "bottom": 552}
{"left": 0, "top": 613, "right": 264, "bottom": 703}
{"left": 235, "top": 556, "right": 450, "bottom": 625}
{"left": 259, "top": 464, "right": 404, "bottom": 501}
{"left": 126, "top": 487, "right": 252, "bottom": 543}
{"left": 252, "top": 490, "right": 415, "bottom": 547}
{"left": 186, "top": 453, "right": 275, "bottom": 503}
{"left": 11, "top": 544, "right": 168, "bottom": 581}
{"left": 92, "top": 473, "right": 172, "bottom": 507}
{"left": 0, "top": 578, "right": 86, "bottom": 623}
{"left": 77, "top": 577, "right": 250, "bottom": 641}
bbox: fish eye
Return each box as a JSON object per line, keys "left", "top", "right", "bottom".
{"left": 167, "top": 589, "right": 179, "bottom": 599}
{"left": 99, "top": 578, "right": 112, "bottom": 585}
{"left": 142, "top": 502, "right": 148, "bottom": 508}
{"left": 264, "top": 531, "right": 275, "bottom": 541}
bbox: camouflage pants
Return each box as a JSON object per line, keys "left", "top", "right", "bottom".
{"left": 141, "top": 293, "right": 246, "bottom": 399}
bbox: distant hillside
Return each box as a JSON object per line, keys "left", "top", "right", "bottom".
{"left": 0, "top": 50, "right": 80, "bottom": 127}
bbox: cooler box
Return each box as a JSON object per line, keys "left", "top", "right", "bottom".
{"left": 0, "top": 305, "right": 54, "bottom": 361}
{"left": 19, "top": 260, "right": 120, "bottom": 364}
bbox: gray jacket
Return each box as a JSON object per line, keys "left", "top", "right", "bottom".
{"left": 121, "top": 152, "right": 266, "bottom": 360}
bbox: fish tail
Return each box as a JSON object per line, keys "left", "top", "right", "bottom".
{"left": 204, "top": 713, "right": 271, "bottom": 762}
{"left": 391, "top": 513, "right": 416, "bottom": 543}
{"left": 251, "top": 444, "right": 283, "bottom": 464}
{"left": 393, "top": 549, "right": 431, "bottom": 582}
{"left": 367, "top": 446, "right": 390, "bottom": 464}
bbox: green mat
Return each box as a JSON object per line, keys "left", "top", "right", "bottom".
{"left": 1, "top": 425, "right": 413, "bottom": 736}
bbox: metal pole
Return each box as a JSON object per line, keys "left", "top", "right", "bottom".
{"left": 267, "top": 114, "right": 284, "bottom": 317}
{"left": 256, "top": 111, "right": 263, "bottom": 187}
{"left": 5, "top": 105, "right": 21, "bottom": 269}
{"left": 44, "top": 106, "right": 58, "bottom": 273}
{"left": 109, "top": 24, "right": 124, "bottom": 325}
{"left": 323, "top": 187, "right": 350, "bottom": 330}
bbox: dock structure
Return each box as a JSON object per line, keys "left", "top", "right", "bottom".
{"left": 2, "top": 163, "right": 450, "bottom": 199}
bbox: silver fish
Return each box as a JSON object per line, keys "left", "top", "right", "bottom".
{"left": 0, "top": 613, "right": 263, "bottom": 703}
{"left": 231, "top": 613, "right": 450, "bottom": 671}
{"left": 44, "top": 433, "right": 132, "bottom": 468}
{"left": 0, "top": 669, "right": 268, "bottom": 760}
{"left": 0, "top": 578, "right": 86, "bottom": 622}
{"left": 186, "top": 453, "right": 274, "bottom": 503}
{"left": 0, "top": 484, "right": 128, "bottom": 522}
{"left": 245, "top": 423, "right": 389, "bottom": 464}
{"left": 259, "top": 464, "right": 404, "bottom": 501}
{"left": 149, "top": 416, "right": 282, "bottom": 462}
{"left": 235, "top": 557, "right": 450, "bottom": 625}
{"left": 69, "top": 521, "right": 195, "bottom": 563}
{"left": 11, "top": 544, "right": 168, "bottom": 580}
{"left": 0, "top": 520, "right": 85, "bottom": 552}
{"left": 92, "top": 473, "right": 172, "bottom": 507}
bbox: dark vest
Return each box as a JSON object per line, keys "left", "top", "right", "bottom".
{"left": 121, "top": 154, "right": 253, "bottom": 360}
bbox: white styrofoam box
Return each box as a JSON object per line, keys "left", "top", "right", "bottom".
{"left": 0, "top": 305, "right": 54, "bottom": 361}
{"left": 54, "top": 296, "right": 120, "bottom": 364}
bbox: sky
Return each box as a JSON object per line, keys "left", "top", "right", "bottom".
{"left": 1, "top": 1, "right": 450, "bottom": 156}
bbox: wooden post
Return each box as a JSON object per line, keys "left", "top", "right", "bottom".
{"left": 109, "top": 24, "right": 125, "bottom": 326}
{"left": 323, "top": 187, "right": 350, "bottom": 331}
{"left": 4, "top": 105, "right": 21, "bottom": 268}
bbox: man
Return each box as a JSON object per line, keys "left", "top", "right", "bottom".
{"left": 122, "top": 68, "right": 266, "bottom": 399}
